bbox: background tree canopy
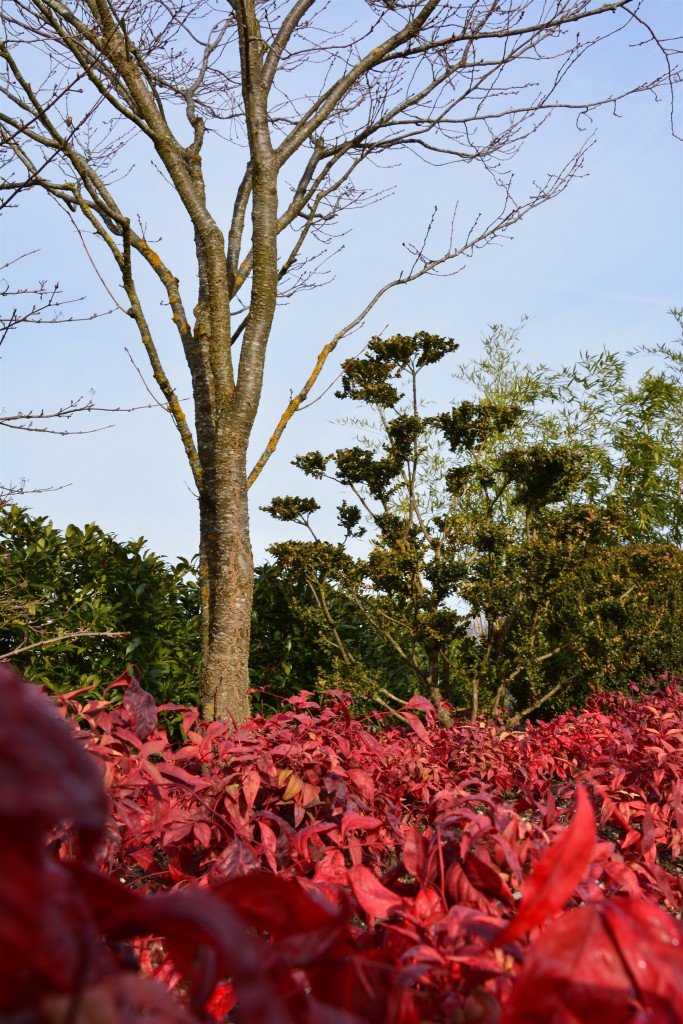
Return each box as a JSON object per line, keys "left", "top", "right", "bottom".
{"left": 264, "top": 317, "right": 683, "bottom": 721}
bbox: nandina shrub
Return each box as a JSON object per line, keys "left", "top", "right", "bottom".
{"left": 54, "top": 675, "right": 683, "bottom": 910}
{"left": 3, "top": 665, "right": 683, "bottom": 1023}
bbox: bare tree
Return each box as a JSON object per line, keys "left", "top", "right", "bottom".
{"left": 0, "top": 0, "right": 679, "bottom": 720}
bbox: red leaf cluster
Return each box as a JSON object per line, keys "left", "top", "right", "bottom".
{"left": 3, "top": 667, "right": 683, "bottom": 1023}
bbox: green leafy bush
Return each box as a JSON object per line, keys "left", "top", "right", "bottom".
{"left": 0, "top": 503, "right": 200, "bottom": 704}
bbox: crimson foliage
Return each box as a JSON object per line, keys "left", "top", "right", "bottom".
{"left": 2, "top": 666, "right": 682, "bottom": 1023}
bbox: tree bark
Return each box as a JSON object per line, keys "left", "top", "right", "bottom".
{"left": 198, "top": 441, "right": 253, "bottom": 723}
{"left": 427, "top": 647, "right": 454, "bottom": 726}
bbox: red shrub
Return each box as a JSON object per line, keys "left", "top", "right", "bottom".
{"left": 2, "top": 666, "right": 682, "bottom": 1023}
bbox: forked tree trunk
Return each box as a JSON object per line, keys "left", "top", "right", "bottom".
{"left": 190, "top": 6, "right": 279, "bottom": 724}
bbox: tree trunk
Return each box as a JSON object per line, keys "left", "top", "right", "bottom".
{"left": 427, "top": 647, "right": 453, "bottom": 727}
{"left": 191, "top": 1, "right": 279, "bottom": 724}
{"left": 198, "top": 441, "right": 253, "bottom": 723}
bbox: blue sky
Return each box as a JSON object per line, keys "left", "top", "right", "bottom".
{"left": 2, "top": 0, "right": 682, "bottom": 564}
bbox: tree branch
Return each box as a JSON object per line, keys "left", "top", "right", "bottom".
{"left": 0, "top": 628, "right": 129, "bottom": 661}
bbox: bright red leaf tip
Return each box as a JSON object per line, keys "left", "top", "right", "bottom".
{"left": 495, "top": 784, "right": 597, "bottom": 946}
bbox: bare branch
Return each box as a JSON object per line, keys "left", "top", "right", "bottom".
{"left": 0, "top": 254, "right": 114, "bottom": 346}
{"left": 0, "top": 393, "right": 188, "bottom": 435}
{"left": 248, "top": 135, "right": 590, "bottom": 486}
{"left": 508, "top": 670, "right": 587, "bottom": 726}
{"left": 0, "top": 629, "right": 129, "bottom": 661}
{"left": 0, "top": 477, "right": 70, "bottom": 499}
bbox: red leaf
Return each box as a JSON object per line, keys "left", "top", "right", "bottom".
{"left": 400, "top": 711, "right": 433, "bottom": 746}
{"left": 413, "top": 886, "right": 446, "bottom": 921}
{"left": 340, "top": 811, "right": 383, "bottom": 839}
{"left": 388, "top": 988, "right": 421, "bottom": 1024}
{"left": 446, "top": 862, "right": 492, "bottom": 913}
{"left": 162, "top": 821, "right": 193, "bottom": 845}
{"left": 157, "top": 762, "right": 204, "bottom": 787}
{"left": 259, "top": 820, "right": 279, "bottom": 872}
{"left": 401, "top": 695, "right": 435, "bottom": 713}
{"left": 347, "top": 865, "right": 409, "bottom": 919}
{"left": 293, "top": 821, "right": 336, "bottom": 861}
{"left": 123, "top": 677, "right": 158, "bottom": 740}
{"left": 543, "top": 789, "right": 557, "bottom": 828}
{"left": 214, "top": 872, "right": 342, "bottom": 940}
{"left": 347, "top": 767, "right": 376, "bottom": 803}
{"left": 194, "top": 821, "right": 212, "bottom": 847}
{"left": 501, "top": 904, "right": 634, "bottom": 1024}
{"left": 620, "top": 826, "right": 642, "bottom": 851}
{"left": 496, "top": 785, "right": 596, "bottom": 944}
{"left": 463, "top": 852, "right": 514, "bottom": 906}
{"left": 206, "top": 981, "right": 237, "bottom": 1018}
{"left": 313, "top": 848, "right": 347, "bottom": 885}
{"left": 88, "top": 877, "right": 292, "bottom": 1024}
{"left": 641, "top": 804, "right": 656, "bottom": 862}
{"left": 601, "top": 860, "right": 642, "bottom": 898}
{"left": 672, "top": 779, "right": 683, "bottom": 832}
{"left": 603, "top": 898, "right": 683, "bottom": 1019}
{"left": 111, "top": 725, "right": 143, "bottom": 749}
{"left": 138, "top": 738, "right": 170, "bottom": 758}
{"left": 168, "top": 852, "right": 195, "bottom": 884}
{"left": 0, "top": 835, "right": 52, "bottom": 1000}
{"left": 242, "top": 769, "right": 261, "bottom": 810}
{"left": 0, "top": 667, "right": 107, "bottom": 838}
{"left": 209, "top": 839, "right": 260, "bottom": 884}
{"left": 502, "top": 899, "right": 683, "bottom": 1024}
{"left": 402, "top": 825, "right": 426, "bottom": 877}
{"left": 640, "top": 862, "right": 681, "bottom": 910}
